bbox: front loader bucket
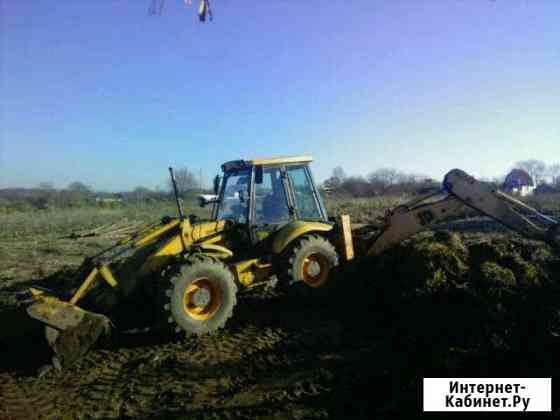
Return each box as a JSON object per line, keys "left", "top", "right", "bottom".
{"left": 1, "top": 293, "right": 113, "bottom": 371}
{"left": 11, "top": 296, "right": 114, "bottom": 369}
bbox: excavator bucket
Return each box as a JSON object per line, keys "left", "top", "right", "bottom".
{"left": 26, "top": 297, "right": 113, "bottom": 369}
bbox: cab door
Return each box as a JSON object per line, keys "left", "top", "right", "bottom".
{"left": 285, "top": 164, "right": 328, "bottom": 222}
{"left": 249, "top": 165, "right": 294, "bottom": 244}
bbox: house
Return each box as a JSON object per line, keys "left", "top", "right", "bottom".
{"left": 502, "top": 169, "right": 535, "bottom": 197}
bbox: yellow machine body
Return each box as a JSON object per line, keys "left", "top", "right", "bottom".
{"left": 271, "top": 220, "right": 333, "bottom": 254}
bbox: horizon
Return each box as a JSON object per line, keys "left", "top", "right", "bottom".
{"left": 0, "top": 159, "right": 555, "bottom": 194}
{"left": 1, "top": 1, "right": 559, "bottom": 192}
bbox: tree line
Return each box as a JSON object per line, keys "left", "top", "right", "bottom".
{"left": 513, "top": 160, "right": 560, "bottom": 186}
{"left": 323, "top": 159, "right": 560, "bottom": 198}
{"left": 2, "top": 161, "right": 559, "bottom": 212}
{"left": 0, "top": 168, "right": 206, "bottom": 212}
{"left": 323, "top": 166, "right": 439, "bottom": 197}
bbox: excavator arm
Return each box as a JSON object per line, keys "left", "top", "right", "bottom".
{"left": 366, "top": 169, "right": 559, "bottom": 257}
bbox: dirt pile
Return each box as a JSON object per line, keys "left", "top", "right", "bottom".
{"left": 346, "top": 231, "right": 557, "bottom": 296}
{"left": 320, "top": 231, "right": 560, "bottom": 416}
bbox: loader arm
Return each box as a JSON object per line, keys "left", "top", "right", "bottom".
{"left": 366, "top": 169, "right": 559, "bottom": 257}
{"left": 15, "top": 216, "right": 190, "bottom": 369}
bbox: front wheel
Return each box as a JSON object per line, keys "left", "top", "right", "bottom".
{"left": 281, "top": 234, "right": 339, "bottom": 290}
{"left": 165, "top": 255, "right": 237, "bottom": 336}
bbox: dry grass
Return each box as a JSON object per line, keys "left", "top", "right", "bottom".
{"left": 325, "top": 195, "right": 409, "bottom": 223}
{"left": 0, "top": 204, "right": 211, "bottom": 289}
{"left": 1, "top": 192, "right": 556, "bottom": 290}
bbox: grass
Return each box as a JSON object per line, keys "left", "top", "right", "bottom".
{"left": 0, "top": 195, "right": 406, "bottom": 240}
{"left": 326, "top": 192, "right": 560, "bottom": 224}
{"left": 0, "top": 203, "right": 212, "bottom": 288}
{"left": 524, "top": 193, "right": 560, "bottom": 216}
{"left": 0, "top": 196, "right": 415, "bottom": 291}
{"left": 0, "top": 191, "right": 556, "bottom": 289}
{"left": 325, "top": 195, "right": 409, "bottom": 223}
{"left": 2, "top": 191, "right": 557, "bottom": 240}
{"left": 0, "top": 203, "right": 211, "bottom": 239}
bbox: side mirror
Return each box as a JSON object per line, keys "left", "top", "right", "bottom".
{"left": 238, "top": 189, "right": 246, "bottom": 203}
{"left": 198, "top": 194, "right": 218, "bottom": 208}
{"left": 213, "top": 175, "right": 221, "bottom": 195}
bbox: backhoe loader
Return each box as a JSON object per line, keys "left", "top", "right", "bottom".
{"left": 1, "top": 156, "right": 558, "bottom": 369}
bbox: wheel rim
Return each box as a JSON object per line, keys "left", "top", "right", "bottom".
{"left": 301, "top": 253, "right": 329, "bottom": 287}
{"left": 183, "top": 278, "right": 222, "bottom": 320}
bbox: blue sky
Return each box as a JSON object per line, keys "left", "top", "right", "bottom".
{"left": 1, "top": 0, "right": 558, "bottom": 191}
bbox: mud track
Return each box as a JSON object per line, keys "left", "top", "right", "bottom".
{"left": 2, "top": 232, "right": 560, "bottom": 419}
{"left": 1, "top": 288, "right": 374, "bottom": 419}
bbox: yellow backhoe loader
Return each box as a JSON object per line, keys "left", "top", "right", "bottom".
{"left": 2, "top": 156, "right": 558, "bottom": 369}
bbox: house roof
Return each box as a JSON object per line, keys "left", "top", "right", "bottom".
{"left": 503, "top": 169, "right": 534, "bottom": 187}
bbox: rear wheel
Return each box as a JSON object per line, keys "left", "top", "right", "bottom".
{"left": 165, "top": 255, "right": 237, "bottom": 336}
{"left": 281, "top": 234, "right": 339, "bottom": 290}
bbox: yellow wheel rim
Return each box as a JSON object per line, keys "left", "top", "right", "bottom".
{"left": 183, "top": 278, "right": 222, "bottom": 320}
{"left": 301, "top": 253, "right": 329, "bottom": 287}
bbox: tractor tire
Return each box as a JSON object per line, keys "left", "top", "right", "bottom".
{"left": 280, "top": 234, "right": 339, "bottom": 291}
{"left": 165, "top": 255, "right": 237, "bottom": 336}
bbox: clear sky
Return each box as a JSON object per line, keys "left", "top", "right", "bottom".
{"left": 1, "top": 0, "right": 558, "bottom": 191}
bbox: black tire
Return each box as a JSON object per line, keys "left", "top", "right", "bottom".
{"left": 165, "top": 255, "right": 237, "bottom": 336}
{"left": 280, "top": 234, "right": 339, "bottom": 290}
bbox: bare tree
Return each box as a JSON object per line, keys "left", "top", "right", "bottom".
{"left": 131, "top": 186, "right": 152, "bottom": 202}
{"left": 368, "top": 168, "right": 403, "bottom": 186}
{"left": 514, "top": 160, "right": 546, "bottom": 185}
{"left": 133, "top": 186, "right": 152, "bottom": 194}
{"left": 547, "top": 163, "right": 560, "bottom": 186}
{"left": 67, "top": 181, "right": 92, "bottom": 193}
{"left": 38, "top": 182, "right": 55, "bottom": 191}
{"left": 340, "top": 176, "right": 372, "bottom": 197}
{"left": 332, "top": 167, "right": 346, "bottom": 182}
{"left": 323, "top": 166, "right": 347, "bottom": 191}
{"left": 168, "top": 167, "right": 198, "bottom": 194}
{"left": 367, "top": 168, "right": 404, "bottom": 194}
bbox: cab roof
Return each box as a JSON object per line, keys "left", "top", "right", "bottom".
{"left": 221, "top": 155, "right": 312, "bottom": 172}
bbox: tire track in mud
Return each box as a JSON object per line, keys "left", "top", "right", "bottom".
{"left": 0, "top": 289, "right": 348, "bottom": 419}
{"left": 3, "top": 232, "right": 559, "bottom": 418}
{"left": 0, "top": 374, "right": 59, "bottom": 420}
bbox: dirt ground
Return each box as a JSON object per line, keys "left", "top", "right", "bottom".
{"left": 1, "top": 216, "right": 560, "bottom": 419}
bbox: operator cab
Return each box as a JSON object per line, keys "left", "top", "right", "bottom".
{"left": 211, "top": 156, "right": 328, "bottom": 244}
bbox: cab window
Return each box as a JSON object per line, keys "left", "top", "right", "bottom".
{"left": 286, "top": 165, "right": 321, "bottom": 220}
{"left": 254, "top": 167, "right": 290, "bottom": 225}
{"left": 216, "top": 169, "right": 250, "bottom": 223}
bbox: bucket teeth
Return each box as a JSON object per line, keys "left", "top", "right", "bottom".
{"left": 174, "top": 326, "right": 182, "bottom": 333}
{"left": 165, "top": 289, "right": 172, "bottom": 297}
{"left": 163, "top": 304, "right": 170, "bottom": 311}
{"left": 168, "top": 316, "right": 174, "bottom": 324}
